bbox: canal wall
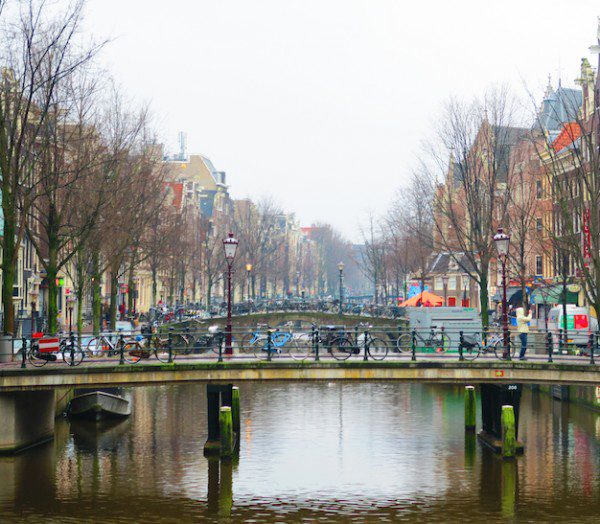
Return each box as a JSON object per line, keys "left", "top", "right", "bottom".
{"left": 536, "top": 384, "right": 600, "bottom": 412}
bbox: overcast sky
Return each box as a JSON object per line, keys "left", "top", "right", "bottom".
{"left": 83, "top": 0, "right": 599, "bottom": 241}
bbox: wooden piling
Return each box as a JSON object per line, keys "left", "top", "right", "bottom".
{"left": 231, "top": 386, "right": 240, "bottom": 443}
{"left": 464, "top": 386, "right": 476, "bottom": 430}
{"left": 219, "top": 406, "right": 234, "bottom": 458}
{"left": 501, "top": 405, "right": 516, "bottom": 458}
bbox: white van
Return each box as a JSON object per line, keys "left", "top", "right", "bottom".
{"left": 547, "top": 305, "right": 598, "bottom": 351}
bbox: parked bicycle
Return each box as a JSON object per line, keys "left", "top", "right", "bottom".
{"left": 28, "top": 335, "right": 84, "bottom": 367}
{"left": 396, "top": 326, "right": 450, "bottom": 353}
{"left": 241, "top": 323, "right": 304, "bottom": 360}
{"left": 459, "top": 331, "right": 516, "bottom": 361}
{"left": 296, "top": 325, "right": 355, "bottom": 361}
{"left": 84, "top": 331, "right": 144, "bottom": 364}
{"left": 350, "top": 323, "right": 390, "bottom": 360}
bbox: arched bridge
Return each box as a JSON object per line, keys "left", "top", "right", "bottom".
{"left": 1, "top": 359, "right": 599, "bottom": 391}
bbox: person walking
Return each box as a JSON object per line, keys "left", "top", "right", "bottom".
{"left": 516, "top": 306, "right": 533, "bottom": 360}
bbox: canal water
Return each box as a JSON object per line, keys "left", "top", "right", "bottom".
{"left": 1, "top": 382, "right": 600, "bottom": 523}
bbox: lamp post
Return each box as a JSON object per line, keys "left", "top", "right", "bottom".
{"left": 442, "top": 274, "right": 449, "bottom": 306}
{"left": 493, "top": 227, "right": 511, "bottom": 354}
{"left": 245, "top": 263, "right": 252, "bottom": 302}
{"left": 30, "top": 289, "right": 39, "bottom": 335}
{"left": 338, "top": 262, "right": 344, "bottom": 315}
{"left": 223, "top": 233, "right": 239, "bottom": 355}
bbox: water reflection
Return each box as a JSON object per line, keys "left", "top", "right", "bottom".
{"left": 0, "top": 383, "right": 599, "bottom": 522}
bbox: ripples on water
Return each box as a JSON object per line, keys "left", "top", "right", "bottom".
{"left": 1, "top": 382, "right": 600, "bottom": 523}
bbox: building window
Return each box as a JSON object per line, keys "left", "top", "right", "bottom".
{"left": 536, "top": 218, "right": 542, "bottom": 232}
{"left": 434, "top": 277, "right": 443, "bottom": 290}
{"left": 535, "top": 255, "right": 543, "bottom": 276}
{"left": 536, "top": 180, "right": 543, "bottom": 199}
{"left": 448, "top": 277, "right": 457, "bottom": 290}
{"left": 574, "top": 211, "right": 581, "bottom": 233}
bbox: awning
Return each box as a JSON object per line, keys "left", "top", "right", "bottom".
{"left": 491, "top": 287, "right": 521, "bottom": 303}
{"left": 402, "top": 291, "right": 444, "bottom": 307}
{"left": 530, "top": 285, "right": 578, "bottom": 305}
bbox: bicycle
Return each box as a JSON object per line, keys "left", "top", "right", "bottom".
{"left": 296, "top": 325, "right": 355, "bottom": 361}
{"left": 28, "top": 335, "right": 84, "bottom": 367}
{"left": 85, "top": 332, "right": 143, "bottom": 364}
{"left": 351, "top": 323, "right": 389, "bottom": 360}
{"left": 396, "top": 326, "right": 450, "bottom": 353}
{"left": 241, "top": 323, "right": 303, "bottom": 360}
{"left": 459, "top": 331, "right": 516, "bottom": 361}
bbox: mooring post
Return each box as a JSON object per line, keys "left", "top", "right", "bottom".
{"left": 465, "top": 385, "right": 476, "bottom": 430}
{"left": 501, "top": 405, "right": 516, "bottom": 458}
{"left": 231, "top": 386, "right": 240, "bottom": 443}
{"left": 219, "top": 406, "right": 234, "bottom": 458}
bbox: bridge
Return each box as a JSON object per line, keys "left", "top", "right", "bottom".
{"left": 1, "top": 352, "right": 599, "bottom": 454}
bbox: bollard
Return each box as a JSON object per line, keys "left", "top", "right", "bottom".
{"left": 501, "top": 405, "right": 517, "bottom": 458}
{"left": 21, "top": 336, "right": 27, "bottom": 369}
{"left": 459, "top": 331, "right": 465, "bottom": 361}
{"left": 69, "top": 331, "right": 75, "bottom": 366}
{"left": 119, "top": 333, "right": 125, "bottom": 365}
{"left": 266, "top": 330, "right": 273, "bottom": 362}
{"left": 219, "top": 406, "right": 234, "bottom": 458}
{"left": 547, "top": 331, "right": 553, "bottom": 363}
{"left": 590, "top": 332, "right": 596, "bottom": 365}
{"left": 363, "top": 329, "right": 369, "bottom": 361}
{"left": 168, "top": 327, "right": 173, "bottom": 363}
{"left": 314, "top": 328, "right": 320, "bottom": 362}
{"left": 464, "top": 386, "right": 476, "bottom": 430}
{"left": 231, "top": 386, "right": 240, "bottom": 445}
{"left": 411, "top": 329, "right": 416, "bottom": 361}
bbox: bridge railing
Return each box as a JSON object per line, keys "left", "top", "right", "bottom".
{"left": 8, "top": 323, "right": 600, "bottom": 368}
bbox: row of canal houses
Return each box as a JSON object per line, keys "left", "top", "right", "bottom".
{"left": 429, "top": 26, "right": 600, "bottom": 323}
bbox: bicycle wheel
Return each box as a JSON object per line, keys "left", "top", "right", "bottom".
{"left": 62, "top": 343, "right": 84, "bottom": 366}
{"left": 172, "top": 334, "right": 189, "bottom": 356}
{"left": 367, "top": 337, "right": 389, "bottom": 361}
{"left": 253, "top": 336, "right": 273, "bottom": 360}
{"left": 396, "top": 333, "right": 413, "bottom": 353}
{"left": 239, "top": 334, "right": 257, "bottom": 356}
{"left": 153, "top": 338, "right": 170, "bottom": 363}
{"left": 85, "top": 336, "right": 103, "bottom": 359}
{"left": 493, "top": 336, "right": 516, "bottom": 360}
{"left": 329, "top": 336, "right": 354, "bottom": 361}
{"left": 430, "top": 332, "right": 450, "bottom": 354}
{"left": 461, "top": 341, "right": 481, "bottom": 361}
{"left": 290, "top": 333, "right": 311, "bottom": 361}
{"left": 28, "top": 347, "right": 48, "bottom": 367}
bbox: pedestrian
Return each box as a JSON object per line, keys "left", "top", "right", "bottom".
{"left": 516, "top": 306, "right": 532, "bottom": 360}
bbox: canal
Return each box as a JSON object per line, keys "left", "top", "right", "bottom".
{"left": 1, "top": 382, "right": 600, "bottom": 522}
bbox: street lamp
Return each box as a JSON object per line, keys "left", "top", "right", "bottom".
{"left": 245, "top": 263, "right": 252, "bottom": 302}
{"left": 338, "top": 262, "right": 344, "bottom": 315}
{"left": 493, "top": 227, "right": 511, "bottom": 356}
{"left": 223, "top": 233, "right": 239, "bottom": 355}
{"left": 442, "top": 274, "right": 449, "bottom": 306}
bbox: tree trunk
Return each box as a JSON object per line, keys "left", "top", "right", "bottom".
{"left": 151, "top": 264, "right": 158, "bottom": 308}
{"left": 479, "top": 266, "right": 489, "bottom": 329}
{"left": 92, "top": 253, "right": 101, "bottom": 336}
{"left": 109, "top": 270, "right": 118, "bottom": 330}
{"left": 75, "top": 258, "right": 85, "bottom": 338}
{"left": 1, "top": 191, "right": 16, "bottom": 335}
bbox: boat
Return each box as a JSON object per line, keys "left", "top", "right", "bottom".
{"left": 67, "top": 388, "right": 132, "bottom": 420}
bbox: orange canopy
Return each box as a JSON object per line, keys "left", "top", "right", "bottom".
{"left": 402, "top": 290, "right": 444, "bottom": 307}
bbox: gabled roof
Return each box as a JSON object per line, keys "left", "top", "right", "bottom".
{"left": 429, "top": 252, "right": 476, "bottom": 274}
{"left": 551, "top": 122, "right": 582, "bottom": 153}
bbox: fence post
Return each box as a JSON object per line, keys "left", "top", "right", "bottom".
{"left": 267, "top": 330, "right": 272, "bottom": 362}
{"left": 168, "top": 327, "right": 173, "bottom": 363}
{"left": 314, "top": 328, "right": 320, "bottom": 362}
{"left": 505, "top": 333, "right": 512, "bottom": 362}
{"left": 411, "top": 328, "right": 416, "bottom": 361}
{"left": 363, "top": 328, "right": 369, "bottom": 361}
{"left": 69, "top": 331, "right": 75, "bottom": 366}
{"left": 590, "top": 332, "right": 596, "bottom": 366}
{"left": 459, "top": 331, "right": 465, "bottom": 361}
{"left": 558, "top": 328, "right": 564, "bottom": 353}
{"left": 21, "top": 336, "right": 27, "bottom": 369}
{"left": 119, "top": 333, "right": 125, "bottom": 365}
{"left": 218, "top": 332, "right": 224, "bottom": 363}
{"left": 546, "top": 331, "right": 553, "bottom": 363}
